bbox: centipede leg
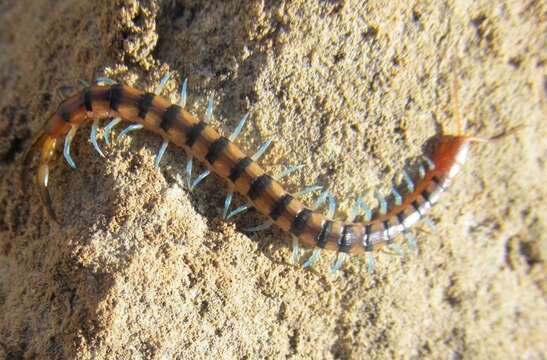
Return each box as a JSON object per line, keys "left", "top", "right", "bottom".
{"left": 154, "top": 139, "right": 169, "bottom": 168}
{"left": 155, "top": 71, "right": 173, "bottom": 95}
{"left": 90, "top": 118, "right": 105, "bottom": 157}
{"left": 117, "top": 124, "right": 143, "bottom": 141}
{"left": 103, "top": 117, "right": 122, "bottom": 145}
{"left": 63, "top": 124, "right": 79, "bottom": 169}
{"left": 178, "top": 78, "right": 188, "bottom": 108}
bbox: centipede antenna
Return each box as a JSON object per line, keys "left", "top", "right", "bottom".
{"left": 228, "top": 113, "right": 249, "bottom": 141}
{"left": 331, "top": 252, "right": 347, "bottom": 273}
{"left": 206, "top": 93, "right": 214, "bottom": 121}
{"left": 391, "top": 187, "right": 402, "bottom": 206}
{"left": 190, "top": 170, "right": 210, "bottom": 190}
{"left": 404, "top": 231, "right": 417, "bottom": 252}
{"left": 226, "top": 204, "right": 249, "bottom": 220}
{"left": 154, "top": 140, "right": 169, "bottom": 168}
{"left": 294, "top": 185, "right": 323, "bottom": 197}
{"left": 63, "top": 125, "right": 78, "bottom": 169}
{"left": 185, "top": 157, "right": 193, "bottom": 188}
{"left": 223, "top": 191, "right": 233, "bottom": 219}
{"left": 366, "top": 252, "right": 375, "bottom": 274}
{"left": 243, "top": 220, "right": 273, "bottom": 232}
{"left": 155, "top": 71, "right": 172, "bottom": 95}
{"left": 418, "top": 164, "right": 426, "bottom": 179}
{"left": 402, "top": 169, "right": 415, "bottom": 192}
{"left": 90, "top": 119, "right": 105, "bottom": 157}
{"left": 251, "top": 139, "right": 273, "bottom": 161}
{"left": 375, "top": 191, "right": 387, "bottom": 215}
{"left": 452, "top": 76, "right": 466, "bottom": 135}
{"left": 178, "top": 78, "right": 188, "bottom": 108}
{"left": 423, "top": 155, "right": 435, "bottom": 170}
{"left": 95, "top": 77, "right": 116, "bottom": 85}
{"left": 103, "top": 117, "right": 122, "bottom": 145}
{"left": 117, "top": 124, "right": 144, "bottom": 141}
{"left": 291, "top": 237, "right": 301, "bottom": 264}
{"left": 303, "top": 248, "right": 322, "bottom": 268}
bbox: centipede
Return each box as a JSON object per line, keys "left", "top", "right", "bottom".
{"left": 23, "top": 72, "right": 512, "bottom": 272}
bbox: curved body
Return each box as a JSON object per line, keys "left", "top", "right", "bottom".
{"left": 28, "top": 84, "right": 472, "bottom": 255}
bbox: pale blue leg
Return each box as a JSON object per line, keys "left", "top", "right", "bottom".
{"left": 178, "top": 78, "right": 188, "bottom": 108}
{"left": 90, "top": 118, "right": 105, "bottom": 157}
{"left": 206, "top": 94, "right": 214, "bottom": 121}
{"left": 418, "top": 164, "right": 426, "bottom": 178}
{"left": 103, "top": 117, "right": 122, "bottom": 145}
{"left": 363, "top": 202, "right": 372, "bottom": 222}
{"left": 226, "top": 204, "right": 249, "bottom": 220}
{"left": 117, "top": 124, "right": 144, "bottom": 141}
{"left": 96, "top": 76, "right": 116, "bottom": 85}
{"left": 228, "top": 113, "right": 249, "bottom": 141}
{"left": 154, "top": 140, "right": 169, "bottom": 168}
{"left": 387, "top": 243, "right": 404, "bottom": 256}
{"left": 404, "top": 231, "right": 417, "bottom": 252}
{"left": 402, "top": 170, "right": 415, "bottom": 192}
{"left": 303, "top": 248, "right": 322, "bottom": 268}
{"left": 391, "top": 187, "right": 402, "bottom": 206}
{"left": 223, "top": 191, "right": 233, "bottom": 219}
{"left": 294, "top": 185, "right": 323, "bottom": 197}
{"left": 423, "top": 218, "right": 436, "bottom": 231}
{"left": 63, "top": 125, "right": 78, "bottom": 169}
{"left": 277, "top": 164, "right": 303, "bottom": 180}
{"left": 366, "top": 252, "right": 375, "bottom": 274}
{"left": 375, "top": 191, "right": 387, "bottom": 215}
{"left": 251, "top": 139, "right": 273, "bottom": 160}
{"left": 185, "top": 157, "right": 193, "bottom": 188}
{"left": 312, "top": 190, "right": 329, "bottom": 209}
{"left": 243, "top": 220, "right": 273, "bottom": 232}
{"left": 330, "top": 252, "right": 347, "bottom": 273}
{"left": 348, "top": 197, "right": 364, "bottom": 222}
{"left": 423, "top": 155, "right": 435, "bottom": 170}
{"left": 155, "top": 71, "right": 172, "bottom": 95}
{"left": 190, "top": 170, "right": 211, "bottom": 190}
{"left": 326, "top": 193, "right": 337, "bottom": 218}
{"left": 291, "top": 237, "right": 300, "bottom": 264}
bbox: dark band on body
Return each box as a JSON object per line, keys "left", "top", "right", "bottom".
{"left": 185, "top": 121, "right": 206, "bottom": 147}
{"left": 160, "top": 105, "right": 182, "bottom": 132}
{"left": 83, "top": 90, "right": 93, "bottom": 112}
{"left": 248, "top": 174, "right": 272, "bottom": 200}
{"left": 109, "top": 84, "right": 123, "bottom": 111}
{"left": 316, "top": 220, "right": 333, "bottom": 248}
{"left": 228, "top": 157, "right": 252, "bottom": 182}
{"left": 290, "top": 208, "right": 312, "bottom": 236}
{"left": 339, "top": 225, "right": 355, "bottom": 252}
{"left": 205, "top": 137, "right": 230, "bottom": 164}
{"left": 269, "top": 194, "right": 293, "bottom": 220}
{"left": 138, "top": 92, "right": 155, "bottom": 119}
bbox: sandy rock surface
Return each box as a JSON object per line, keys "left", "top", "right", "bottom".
{"left": 0, "top": 0, "right": 545, "bottom": 359}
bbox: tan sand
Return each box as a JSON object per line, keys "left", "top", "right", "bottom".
{"left": 0, "top": 0, "right": 545, "bottom": 358}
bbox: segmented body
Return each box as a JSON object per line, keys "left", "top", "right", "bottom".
{"left": 27, "top": 82, "right": 473, "bottom": 258}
